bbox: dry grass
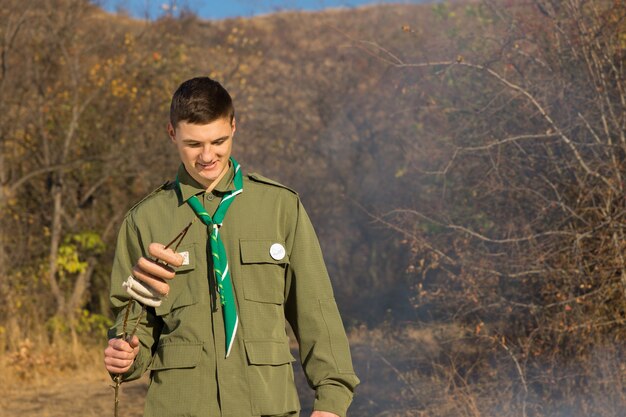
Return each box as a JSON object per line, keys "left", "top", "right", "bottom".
{"left": 345, "top": 324, "right": 626, "bottom": 417}
{"left": 0, "top": 325, "right": 624, "bottom": 417}
{"left": 0, "top": 337, "right": 149, "bottom": 417}
{"left": 0, "top": 337, "right": 105, "bottom": 384}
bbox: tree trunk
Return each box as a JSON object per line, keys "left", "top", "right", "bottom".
{"left": 63, "top": 256, "right": 95, "bottom": 352}
{"left": 48, "top": 183, "right": 66, "bottom": 315}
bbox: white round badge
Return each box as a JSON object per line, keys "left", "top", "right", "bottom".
{"left": 269, "top": 243, "right": 286, "bottom": 261}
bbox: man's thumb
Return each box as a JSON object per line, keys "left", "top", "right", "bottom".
{"left": 129, "top": 335, "right": 140, "bottom": 348}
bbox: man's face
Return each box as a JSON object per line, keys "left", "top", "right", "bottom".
{"left": 168, "top": 117, "right": 235, "bottom": 190}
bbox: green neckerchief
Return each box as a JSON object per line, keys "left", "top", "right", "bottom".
{"left": 176, "top": 157, "right": 243, "bottom": 358}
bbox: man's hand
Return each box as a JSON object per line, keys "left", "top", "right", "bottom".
{"left": 123, "top": 243, "right": 185, "bottom": 306}
{"left": 104, "top": 335, "right": 140, "bottom": 374}
{"left": 311, "top": 412, "right": 340, "bottom": 417}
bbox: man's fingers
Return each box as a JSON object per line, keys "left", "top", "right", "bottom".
{"left": 104, "top": 337, "right": 140, "bottom": 374}
{"left": 137, "top": 257, "right": 176, "bottom": 280}
{"left": 105, "top": 360, "right": 133, "bottom": 374}
{"left": 132, "top": 265, "right": 171, "bottom": 296}
{"left": 106, "top": 364, "right": 131, "bottom": 374}
{"left": 148, "top": 243, "right": 184, "bottom": 267}
{"left": 104, "top": 354, "right": 135, "bottom": 373}
{"left": 105, "top": 349, "right": 135, "bottom": 361}
{"left": 108, "top": 337, "right": 134, "bottom": 353}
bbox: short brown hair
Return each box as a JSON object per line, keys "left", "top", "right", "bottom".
{"left": 169, "top": 77, "right": 235, "bottom": 127}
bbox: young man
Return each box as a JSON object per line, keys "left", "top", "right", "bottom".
{"left": 103, "top": 77, "right": 359, "bottom": 417}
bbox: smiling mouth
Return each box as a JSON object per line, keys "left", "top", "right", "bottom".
{"left": 198, "top": 161, "right": 217, "bottom": 170}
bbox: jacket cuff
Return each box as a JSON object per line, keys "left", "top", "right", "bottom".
{"left": 313, "top": 384, "right": 354, "bottom": 417}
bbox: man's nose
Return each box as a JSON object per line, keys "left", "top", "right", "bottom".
{"left": 201, "top": 145, "right": 213, "bottom": 161}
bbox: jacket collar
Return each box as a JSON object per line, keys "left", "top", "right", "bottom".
{"left": 176, "top": 162, "right": 236, "bottom": 203}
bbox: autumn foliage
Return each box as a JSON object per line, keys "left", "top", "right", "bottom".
{"left": 0, "top": 0, "right": 625, "bottom": 416}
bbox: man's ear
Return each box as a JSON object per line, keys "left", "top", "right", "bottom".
{"left": 167, "top": 122, "right": 176, "bottom": 143}
{"left": 231, "top": 117, "right": 236, "bottom": 136}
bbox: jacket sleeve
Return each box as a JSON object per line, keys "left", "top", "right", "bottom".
{"left": 107, "top": 214, "right": 163, "bottom": 382}
{"left": 283, "top": 198, "right": 360, "bottom": 417}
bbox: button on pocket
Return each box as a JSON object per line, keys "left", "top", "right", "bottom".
{"left": 240, "top": 239, "right": 289, "bottom": 304}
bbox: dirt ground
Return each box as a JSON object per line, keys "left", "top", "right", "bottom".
{"left": 0, "top": 367, "right": 147, "bottom": 417}
{"left": 0, "top": 343, "right": 385, "bottom": 417}
{"left": 0, "top": 355, "right": 319, "bottom": 417}
{"left": 0, "top": 370, "right": 313, "bottom": 417}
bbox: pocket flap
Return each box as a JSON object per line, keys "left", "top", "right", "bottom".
{"left": 244, "top": 339, "right": 295, "bottom": 365}
{"left": 240, "top": 239, "right": 289, "bottom": 264}
{"left": 149, "top": 342, "right": 203, "bottom": 371}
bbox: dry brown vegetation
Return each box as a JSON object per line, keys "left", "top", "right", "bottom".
{"left": 1, "top": 0, "right": 625, "bottom": 416}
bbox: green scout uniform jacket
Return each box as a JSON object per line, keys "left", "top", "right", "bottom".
{"left": 108, "top": 162, "right": 360, "bottom": 417}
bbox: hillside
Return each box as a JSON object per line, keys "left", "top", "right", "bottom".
{"left": 1, "top": 0, "right": 625, "bottom": 416}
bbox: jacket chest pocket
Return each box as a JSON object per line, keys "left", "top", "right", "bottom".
{"left": 155, "top": 243, "right": 203, "bottom": 317}
{"left": 240, "top": 239, "right": 289, "bottom": 304}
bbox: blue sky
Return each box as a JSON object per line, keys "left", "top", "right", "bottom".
{"left": 100, "top": 0, "right": 426, "bottom": 20}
